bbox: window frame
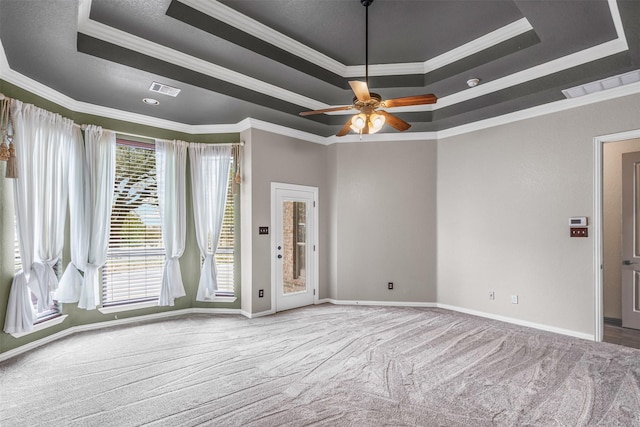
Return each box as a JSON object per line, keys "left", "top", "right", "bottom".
{"left": 212, "top": 155, "right": 237, "bottom": 297}
{"left": 14, "top": 220, "right": 61, "bottom": 324}
{"left": 199, "top": 155, "right": 237, "bottom": 299}
{"left": 101, "top": 138, "right": 164, "bottom": 307}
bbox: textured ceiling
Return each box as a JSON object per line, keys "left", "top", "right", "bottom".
{"left": 0, "top": 0, "right": 638, "bottom": 140}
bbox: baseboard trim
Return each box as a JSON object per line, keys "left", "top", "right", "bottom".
{"left": 9, "top": 315, "right": 69, "bottom": 338}
{"left": 437, "top": 303, "right": 595, "bottom": 341}
{"left": 190, "top": 308, "right": 242, "bottom": 315}
{"left": 604, "top": 317, "right": 623, "bottom": 327}
{"left": 0, "top": 307, "right": 242, "bottom": 363}
{"left": 322, "top": 298, "right": 437, "bottom": 308}
{"left": 1, "top": 300, "right": 595, "bottom": 362}
{"left": 318, "top": 299, "right": 594, "bottom": 340}
{"left": 241, "top": 309, "right": 275, "bottom": 319}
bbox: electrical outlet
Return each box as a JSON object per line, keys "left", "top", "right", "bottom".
{"left": 258, "top": 289, "right": 264, "bottom": 298}
{"left": 489, "top": 291, "right": 495, "bottom": 300}
{"left": 511, "top": 295, "right": 518, "bottom": 304}
{"left": 388, "top": 282, "right": 394, "bottom": 290}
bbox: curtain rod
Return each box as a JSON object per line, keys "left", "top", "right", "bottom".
{"left": 79, "top": 124, "right": 244, "bottom": 146}
{"left": 0, "top": 93, "right": 244, "bottom": 146}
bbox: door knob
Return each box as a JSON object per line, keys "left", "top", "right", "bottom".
{"left": 623, "top": 260, "right": 637, "bottom": 265}
{"left": 277, "top": 254, "right": 282, "bottom": 259}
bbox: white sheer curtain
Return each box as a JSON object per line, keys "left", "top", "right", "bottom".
{"left": 189, "top": 143, "right": 231, "bottom": 301}
{"left": 56, "top": 126, "right": 115, "bottom": 310}
{"left": 156, "top": 139, "right": 187, "bottom": 306}
{"left": 4, "top": 100, "right": 80, "bottom": 334}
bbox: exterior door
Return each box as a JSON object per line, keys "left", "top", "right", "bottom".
{"left": 621, "top": 151, "right": 640, "bottom": 329}
{"left": 271, "top": 183, "right": 318, "bottom": 312}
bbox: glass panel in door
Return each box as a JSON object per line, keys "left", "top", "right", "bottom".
{"left": 282, "top": 201, "right": 307, "bottom": 294}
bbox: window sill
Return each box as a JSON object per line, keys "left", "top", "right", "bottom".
{"left": 98, "top": 300, "right": 158, "bottom": 315}
{"left": 10, "top": 315, "right": 68, "bottom": 338}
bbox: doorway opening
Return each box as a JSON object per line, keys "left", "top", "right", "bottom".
{"left": 596, "top": 129, "right": 640, "bottom": 349}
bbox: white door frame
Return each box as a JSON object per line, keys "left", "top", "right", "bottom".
{"left": 594, "top": 128, "right": 640, "bottom": 341}
{"left": 270, "top": 182, "right": 319, "bottom": 312}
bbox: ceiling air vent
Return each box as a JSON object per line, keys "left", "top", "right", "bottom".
{"left": 562, "top": 69, "right": 640, "bottom": 99}
{"left": 149, "top": 82, "right": 181, "bottom": 97}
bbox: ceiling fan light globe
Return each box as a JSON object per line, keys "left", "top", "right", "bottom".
{"left": 350, "top": 114, "right": 367, "bottom": 132}
{"left": 369, "top": 113, "right": 385, "bottom": 134}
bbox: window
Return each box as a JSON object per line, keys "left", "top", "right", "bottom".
{"left": 102, "top": 140, "right": 164, "bottom": 306}
{"left": 213, "top": 157, "right": 236, "bottom": 295}
{"left": 14, "top": 222, "right": 60, "bottom": 323}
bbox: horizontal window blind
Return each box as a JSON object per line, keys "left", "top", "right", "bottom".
{"left": 102, "top": 141, "right": 163, "bottom": 306}
{"left": 32, "top": 260, "right": 62, "bottom": 323}
{"left": 14, "top": 222, "right": 60, "bottom": 322}
{"left": 209, "top": 157, "right": 235, "bottom": 295}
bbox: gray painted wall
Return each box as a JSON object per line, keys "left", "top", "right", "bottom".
{"left": 241, "top": 129, "right": 331, "bottom": 314}
{"left": 238, "top": 133, "right": 439, "bottom": 311}
{"left": 438, "top": 93, "right": 640, "bottom": 335}
{"left": 332, "top": 140, "right": 438, "bottom": 302}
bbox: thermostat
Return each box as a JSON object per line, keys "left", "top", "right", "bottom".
{"left": 568, "top": 217, "right": 587, "bottom": 226}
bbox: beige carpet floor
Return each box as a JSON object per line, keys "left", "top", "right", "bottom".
{"left": 1, "top": 304, "right": 640, "bottom": 426}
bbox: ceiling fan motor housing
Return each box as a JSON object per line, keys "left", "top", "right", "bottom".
{"left": 353, "top": 92, "right": 382, "bottom": 113}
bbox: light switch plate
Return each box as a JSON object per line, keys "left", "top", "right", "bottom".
{"left": 570, "top": 227, "right": 588, "bottom": 237}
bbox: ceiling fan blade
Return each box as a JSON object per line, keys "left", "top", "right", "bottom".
{"left": 299, "top": 105, "right": 356, "bottom": 116}
{"left": 336, "top": 119, "right": 353, "bottom": 137}
{"left": 383, "top": 94, "right": 437, "bottom": 108}
{"left": 349, "top": 81, "right": 371, "bottom": 102}
{"left": 378, "top": 110, "right": 411, "bottom": 132}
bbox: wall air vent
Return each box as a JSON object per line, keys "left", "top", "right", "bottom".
{"left": 149, "top": 82, "right": 181, "bottom": 97}
{"left": 562, "top": 69, "right": 640, "bottom": 99}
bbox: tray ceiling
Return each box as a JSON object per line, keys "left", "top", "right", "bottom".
{"left": 0, "top": 0, "right": 638, "bottom": 141}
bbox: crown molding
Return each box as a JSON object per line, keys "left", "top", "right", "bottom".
{"left": 179, "top": 0, "right": 347, "bottom": 77}
{"left": 437, "top": 39, "right": 629, "bottom": 110}
{"left": 326, "top": 131, "right": 439, "bottom": 145}
{"left": 76, "top": 0, "right": 628, "bottom": 115}
{"left": 183, "top": 0, "right": 532, "bottom": 79}
{"left": 344, "top": 18, "right": 534, "bottom": 78}
{"left": 436, "top": 80, "right": 640, "bottom": 141}
{"left": 237, "top": 118, "right": 329, "bottom": 145}
{"left": 2, "top": 0, "right": 637, "bottom": 146}
{"left": 4, "top": 49, "right": 640, "bottom": 146}
{"left": 0, "top": 43, "right": 239, "bottom": 135}
{"left": 77, "top": 0, "right": 327, "bottom": 111}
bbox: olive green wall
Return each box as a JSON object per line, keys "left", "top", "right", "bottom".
{"left": 0, "top": 80, "right": 241, "bottom": 355}
{"left": 0, "top": 82, "right": 236, "bottom": 143}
